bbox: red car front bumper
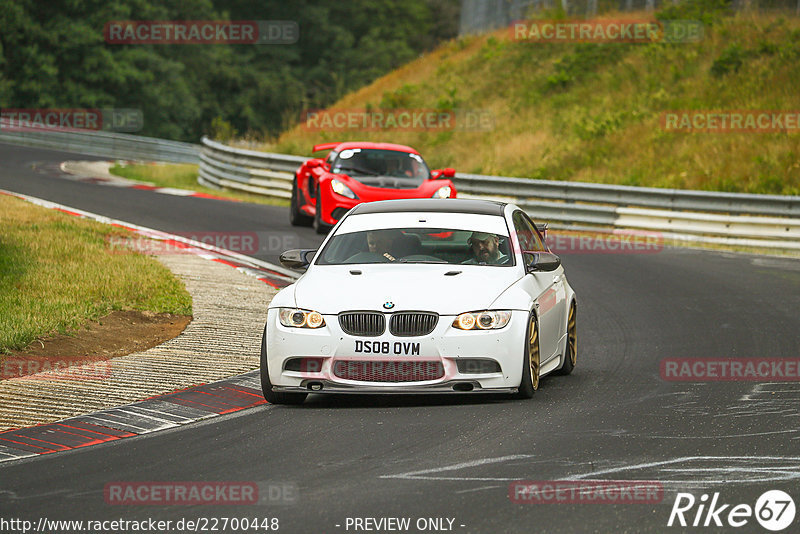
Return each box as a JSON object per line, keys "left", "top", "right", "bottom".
{"left": 313, "top": 180, "right": 457, "bottom": 226}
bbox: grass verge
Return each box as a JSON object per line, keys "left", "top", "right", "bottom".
{"left": 0, "top": 194, "right": 192, "bottom": 353}
{"left": 109, "top": 163, "right": 289, "bottom": 207}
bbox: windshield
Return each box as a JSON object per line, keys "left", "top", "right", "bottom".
{"left": 316, "top": 228, "right": 514, "bottom": 266}
{"left": 332, "top": 149, "right": 430, "bottom": 180}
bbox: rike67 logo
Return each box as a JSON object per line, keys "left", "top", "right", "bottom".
{"left": 668, "top": 490, "right": 796, "bottom": 531}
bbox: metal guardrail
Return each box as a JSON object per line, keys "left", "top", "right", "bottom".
{"left": 3, "top": 129, "right": 796, "bottom": 250}
{"left": 197, "top": 137, "right": 304, "bottom": 199}
{"left": 456, "top": 173, "right": 800, "bottom": 217}
{"left": 0, "top": 126, "right": 199, "bottom": 163}
{"left": 197, "top": 137, "right": 800, "bottom": 250}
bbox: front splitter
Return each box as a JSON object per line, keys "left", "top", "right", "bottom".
{"left": 274, "top": 380, "right": 517, "bottom": 395}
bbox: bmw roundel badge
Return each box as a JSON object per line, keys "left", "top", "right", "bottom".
{"left": 383, "top": 301, "right": 395, "bottom": 310}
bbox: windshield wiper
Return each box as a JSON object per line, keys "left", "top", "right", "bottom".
{"left": 336, "top": 165, "right": 380, "bottom": 176}
{"left": 398, "top": 258, "right": 448, "bottom": 264}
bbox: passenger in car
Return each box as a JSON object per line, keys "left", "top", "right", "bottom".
{"left": 462, "top": 232, "right": 508, "bottom": 265}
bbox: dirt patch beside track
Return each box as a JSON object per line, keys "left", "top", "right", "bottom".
{"left": 2, "top": 311, "right": 191, "bottom": 380}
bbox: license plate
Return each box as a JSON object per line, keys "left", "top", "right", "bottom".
{"left": 354, "top": 340, "right": 420, "bottom": 356}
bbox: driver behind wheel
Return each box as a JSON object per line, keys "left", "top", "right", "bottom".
{"left": 367, "top": 229, "right": 401, "bottom": 261}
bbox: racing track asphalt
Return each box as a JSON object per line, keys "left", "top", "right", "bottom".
{"left": 1, "top": 142, "right": 799, "bottom": 533}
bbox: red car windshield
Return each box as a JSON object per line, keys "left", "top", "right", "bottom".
{"left": 332, "top": 149, "right": 430, "bottom": 180}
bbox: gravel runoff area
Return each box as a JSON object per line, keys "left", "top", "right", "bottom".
{"left": 0, "top": 252, "right": 277, "bottom": 431}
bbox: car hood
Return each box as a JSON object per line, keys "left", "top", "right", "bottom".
{"left": 292, "top": 264, "right": 522, "bottom": 315}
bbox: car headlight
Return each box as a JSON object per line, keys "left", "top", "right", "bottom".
{"left": 279, "top": 308, "right": 326, "bottom": 328}
{"left": 452, "top": 310, "right": 512, "bottom": 330}
{"left": 331, "top": 179, "right": 357, "bottom": 199}
{"left": 432, "top": 186, "right": 452, "bottom": 199}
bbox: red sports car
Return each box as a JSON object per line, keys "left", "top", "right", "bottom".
{"left": 290, "top": 141, "right": 456, "bottom": 233}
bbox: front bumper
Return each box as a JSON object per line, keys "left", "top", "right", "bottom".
{"left": 265, "top": 309, "right": 528, "bottom": 393}
{"left": 318, "top": 181, "right": 456, "bottom": 225}
{"left": 273, "top": 382, "right": 517, "bottom": 394}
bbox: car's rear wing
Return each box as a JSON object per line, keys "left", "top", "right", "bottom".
{"left": 312, "top": 142, "right": 340, "bottom": 152}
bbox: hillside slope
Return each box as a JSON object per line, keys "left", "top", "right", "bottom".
{"left": 267, "top": 7, "right": 800, "bottom": 194}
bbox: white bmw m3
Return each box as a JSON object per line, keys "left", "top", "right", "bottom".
{"left": 260, "top": 199, "right": 577, "bottom": 404}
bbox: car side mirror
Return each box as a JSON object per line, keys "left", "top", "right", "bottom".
{"left": 523, "top": 251, "right": 561, "bottom": 273}
{"left": 280, "top": 249, "right": 317, "bottom": 270}
{"left": 431, "top": 168, "right": 455, "bottom": 179}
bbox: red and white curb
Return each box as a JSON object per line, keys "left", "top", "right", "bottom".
{"left": 58, "top": 161, "right": 236, "bottom": 201}
{"left": 0, "top": 371, "right": 264, "bottom": 462}
{"left": 0, "top": 189, "right": 299, "bottom": 288}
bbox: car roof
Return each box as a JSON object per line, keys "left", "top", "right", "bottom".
{"left": 332, "top": 142, "right": 419, "bottom": 154}
{"left": 349, "top": 199, "right": 508, "bottom": 216}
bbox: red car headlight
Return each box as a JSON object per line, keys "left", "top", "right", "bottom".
{"left": 432, "top": 186, "right": 452, "bottom": 198}
{"left": 331, "top": 179, "right": 357, "bottom": 199}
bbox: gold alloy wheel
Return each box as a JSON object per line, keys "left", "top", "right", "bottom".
{"left": 567, "top": 303, "right": 577, "bottom": 367}
{"left": 529, "top": 316, "right": 540, "bottom": 390}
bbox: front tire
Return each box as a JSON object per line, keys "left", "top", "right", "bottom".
{"left": 260, "top": 327, "right": 307, "bottom": 405}
{"left": 555, "top": 301, "right": 577, "bottom": 376}
{"left": 289, "top": 178, "right": 313, "bottom": 227}
{"left": 313, "top": 188, "right": 331, "bottom": 235}
{"left": 515, "top": 313, "right": 540, "bottom": 399}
